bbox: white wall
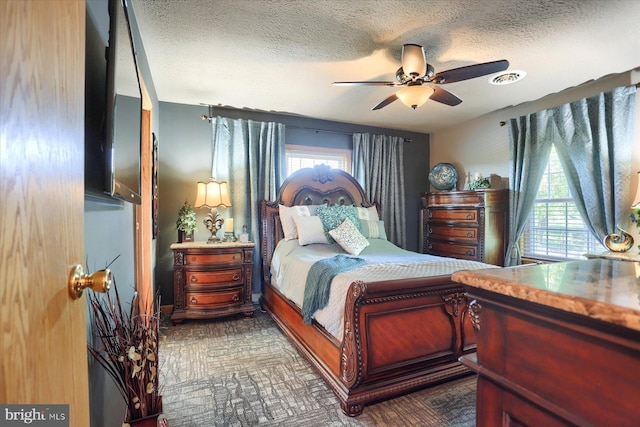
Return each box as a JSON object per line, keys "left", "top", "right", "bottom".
{"left": 430, "top": 70, "right": 640, "bottom": 244}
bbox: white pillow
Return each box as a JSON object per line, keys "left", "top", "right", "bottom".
{"left": 279, "top": 205, "right": 315, "bottom": 240}
{"left": 329, "top": 218, "right": 370, "bottom": 256}
{"left": 359, "top": 220, "right": 387, "bottom": 240}
{"left": 292, "top": 215, "right": 329, "bottom": 245}
{"left": 356, "top": 206, "right": 379, "bottom": 221}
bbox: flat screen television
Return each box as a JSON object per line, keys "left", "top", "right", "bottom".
{"left": 85, "top": 0, "right": 142, "bottom": 205}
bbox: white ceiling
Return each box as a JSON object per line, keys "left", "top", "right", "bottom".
{"left": 131, "top": 0, "right": 640, "bottom": 134}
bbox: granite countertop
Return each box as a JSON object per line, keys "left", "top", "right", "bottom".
{"left": 451, "top": 259, "right": 640, "bottom": 332}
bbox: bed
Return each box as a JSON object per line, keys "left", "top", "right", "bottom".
{"left": 259, "top": 165, "right": 497, "bottom": 416}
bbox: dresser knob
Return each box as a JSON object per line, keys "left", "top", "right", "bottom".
{"left": 232, "top": 273, "right": 240, "bottom": 281}
{"left": 233, "top": 255, "right": 239, "bottom": 260}
{"left": 190, "top": 296, "right": 197, "bottom": 305}
{"left": 190, "top": 275, "right": 198, "bottom": 283}
{"left": 428, "top": 243, "right": 433, "bottom": 250}
{"left": 428, "top": 211, "right": 433, "bottom": 219}
{"left": 465, "top": 249, "right": 474, "bottom": 256}
{"left": 466, "top": 232, "right": 473, "bottom": 238}
{"left": 232, "top": 294, "right": 240, "bottom": 302}
{"left": 466, "top": 213, "right": 473, "bottom": 220}
{"left": 428, "top": 228, "right": 433, "bottom": 234}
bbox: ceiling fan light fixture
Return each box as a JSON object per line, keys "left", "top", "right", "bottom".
{"left": 402, "top": 44, "right": 426, "bottom": 77}
{"left": 396, "top": 85, "right": 434, "bottom": 109}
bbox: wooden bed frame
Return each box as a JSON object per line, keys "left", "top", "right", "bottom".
{"left": 259, "top": 165, "right": 476, "bottom": 416}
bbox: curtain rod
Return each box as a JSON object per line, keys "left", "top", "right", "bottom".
{"left": 499, "top": 83, "right": 640, "bottom": 126}
{"left": 287, "top": 125, "right": 412, "bottom": 143}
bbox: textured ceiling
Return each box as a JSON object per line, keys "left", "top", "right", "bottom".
{"left": 131, "top": 0, "right": 640, "bottom": 134}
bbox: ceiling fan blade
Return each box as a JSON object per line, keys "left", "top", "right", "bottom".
{"left": 333, "top": 81, "right": 398, "bottom": 86}
{"left": 430, "top": 87, "right": 462, "bottom": 106}
{"left": 433, "top": 59, "right": 509, "bottom": 84}
{"left": 372, "top": 94, "right": 398, "bottom": 110}
{"left": 402, "top": 44, "right": 426, "bottom": 77}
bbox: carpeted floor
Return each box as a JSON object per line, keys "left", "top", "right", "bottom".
{"left": 159, "top": 308, "right": 476, "bottom": 427}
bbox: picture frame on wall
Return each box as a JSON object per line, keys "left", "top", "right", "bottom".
{"left": 152, "top": 133, "right": 159, "bottom": 239}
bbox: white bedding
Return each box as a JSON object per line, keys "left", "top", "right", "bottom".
{"left": 270, "top": 239, "right": 498, "bottom": 342}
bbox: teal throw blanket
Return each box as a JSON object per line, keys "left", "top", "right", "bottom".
{"left": 302, "top": 255, "right": 366, "bottom": 324}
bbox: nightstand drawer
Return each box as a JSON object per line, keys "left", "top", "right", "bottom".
{"left": 185, "top": 252, "right": 242, "bottom": 266}
{"left": 187, "top": 269, "right": 242, "bottom": 286}
{"left": 426, "top": 208, "right": 479, "bottom": 224}
{"left": 427, "top": 225, "right": 478, "bottom": 242}
{"left": 185, "top": 288, "right": 243, "bottom": 308}
{"left": 426, "top": 241, "right": 479, "bottom": 260}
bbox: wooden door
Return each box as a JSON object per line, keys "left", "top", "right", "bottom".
{"left": 0, "top": 1, "right": 89, "bottom": 425}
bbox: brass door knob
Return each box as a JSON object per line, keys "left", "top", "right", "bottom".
{"left": 68, "top": 264, "right": 112, "bottom": 299}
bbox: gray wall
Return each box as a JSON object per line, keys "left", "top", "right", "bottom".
{"left": 156, "top": 102, "right": 430, "bottom": 305}
{"left": 85, "top": 1, "right": 159, "bottom": 426}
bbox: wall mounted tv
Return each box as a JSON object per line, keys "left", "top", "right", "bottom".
{"left": 85, "top": 0, "right": 142, "bottom": 205}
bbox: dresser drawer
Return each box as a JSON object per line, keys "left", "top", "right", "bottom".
{"left": 426, "top": 208, "right": 479, "bottom": 224}
{"left": 427, "top": 224, "right": 478, "bottom": 242}
{"left": 187, "top": 269, "right": 242, "bottom": 286}
{"left": 426, "top": 241, "right": 479, "bottom": 261}
{"left": 185, "top": 287, "right": 243, "bottom": 308}
{"left": 185, "top": 252, "right": 242, "bottom": 266}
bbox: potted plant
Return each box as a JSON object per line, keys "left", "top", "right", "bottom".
{"left": 87, "top": 282, "right": 163, "bottom": 426}
{"left": 176, "top": 200, "right": 197, "bottom": 242}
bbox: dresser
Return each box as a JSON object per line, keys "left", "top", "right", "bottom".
{"left": 170, "top": 242, "right": 255, "bottom": 324}
{"left": 452, "top": 260, "right": 640, "bottom": 427}
{"left": 420, "top": 189, "right": 508, "bottom": 266}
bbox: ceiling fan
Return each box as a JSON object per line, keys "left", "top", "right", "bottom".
{"left": 333, "top": 44, "right": 509, "bottom": 110}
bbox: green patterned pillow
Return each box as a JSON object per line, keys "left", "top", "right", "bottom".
{"left": 329, "top": 218, "right": 370, "bottom": 255}
{"left": 316, "top": 205, "right": 361, "bottom": 243}
{"left": 359, "top": 220, "right": 387, "bottom": 240}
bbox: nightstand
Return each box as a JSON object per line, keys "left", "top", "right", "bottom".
{"left": 170, "top": 241, "right": 255, "bottom": 324}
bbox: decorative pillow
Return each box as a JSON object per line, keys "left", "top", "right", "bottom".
{"left": 359, "top": 220, "right": 387, "bottom": 240}
{"left": 279, "top": 204, "right": 323, "bottom": 240}
{"left": 292, "top": 215, "right": 329, "bottom": 245}
{"left": 316, "top": 205, "right": 361, "bottom": 242}
{"left": 356, "top": 206, "right": 380, "bottom": 221}
{"left": 329, "top": 218, "right": 370, "bottom": 256}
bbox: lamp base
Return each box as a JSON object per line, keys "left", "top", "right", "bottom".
{"left": 204, "top": 208, "right": 224, "bottom": 244}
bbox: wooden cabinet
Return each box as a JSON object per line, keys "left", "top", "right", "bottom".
{"left": 453, "top": 260, "right": 640, "bottom": 427}
{"left": 420, "top": 189, "right": 508, "bottom": 266}
{"left": 170, "top": 242, "right": 255, "bottom": 324}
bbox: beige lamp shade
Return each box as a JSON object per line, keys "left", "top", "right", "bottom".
{"left": 632, "top": 171, "right": 640, "bottom": 209}
{"left": 194, "top": 179, "right": 231, "bottom": 208}
{"left": 396, "top": 85, "right": 434, "bottom": 109}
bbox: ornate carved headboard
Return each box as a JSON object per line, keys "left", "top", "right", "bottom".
{"left": 259, "top": 165, "right": 374, "bottom": 286}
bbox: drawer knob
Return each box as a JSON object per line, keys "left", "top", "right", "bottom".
{"left": 466, "top": 213, "right": 473, "bottom": 220}
{"left": 190, "top": 296, "right": 197, "bottom": 305}
{"left": 232, "top": 273, "right": 240, "bottom": 281}
{"left": 190, "top": 275, "right": 198, "bottom": 283}
{"left": 428, "top": 243, "right": 433, "bottom": 250}
{"left": 466, "top": 231, "right": 473, "bottom": 238}
{"left": 232, "top": 294, "right": 240, "bottom": 302}
{"left": 428, "top": 228, "right": 433, "bottom": 234}
{"left": 233, "top": 255, "right": 239, "bottom": 260}
{"left": 465, "top": 249, "right": 474, "bottom": 256}
{"left": 428, "top": 211, "right": 433, "bottom": 219}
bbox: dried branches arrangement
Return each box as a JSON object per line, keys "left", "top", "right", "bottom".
{"left": 87, "top": 280, "right": 162, "bottom": 422}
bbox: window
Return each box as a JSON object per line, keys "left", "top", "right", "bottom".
{"left": 285, "top": 145, "right": 351, "bottom": 176}
{"left": 522, "top": 145, "right": 600, "bottom": 260}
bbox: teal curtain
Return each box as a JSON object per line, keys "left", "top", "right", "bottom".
{"left": 505, "top": 112, "right": 555, "bottom": 266}
{"left": 552, "top": 85, "right": 636, "bottom": 242}
{"left": 211, "top": 116, "right": 286, "bottom": 292}
{"left": 505, "top": 85, "right": 637, "bottom": 265}
{"left": 352, "top": 133, "right": 406, "bottom": 248}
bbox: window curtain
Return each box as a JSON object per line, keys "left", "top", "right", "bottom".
{"left": 505, "top": 112, "right": 555, "bottom": 266}
{"left": 210, "top": 116, "right": 286, "bottom": 292}
{"left": 551, "top": 85, "right": 636, "bottom": 243}
{"left": 352, "top": 133, "right": 406, "bottom": 248}
{"left": 505, "top": 85, "right": 637, "bottom": 266}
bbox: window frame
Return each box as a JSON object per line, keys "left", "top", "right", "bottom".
{"left": 285, "top": 144, "right": 352, "bottom": 176}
